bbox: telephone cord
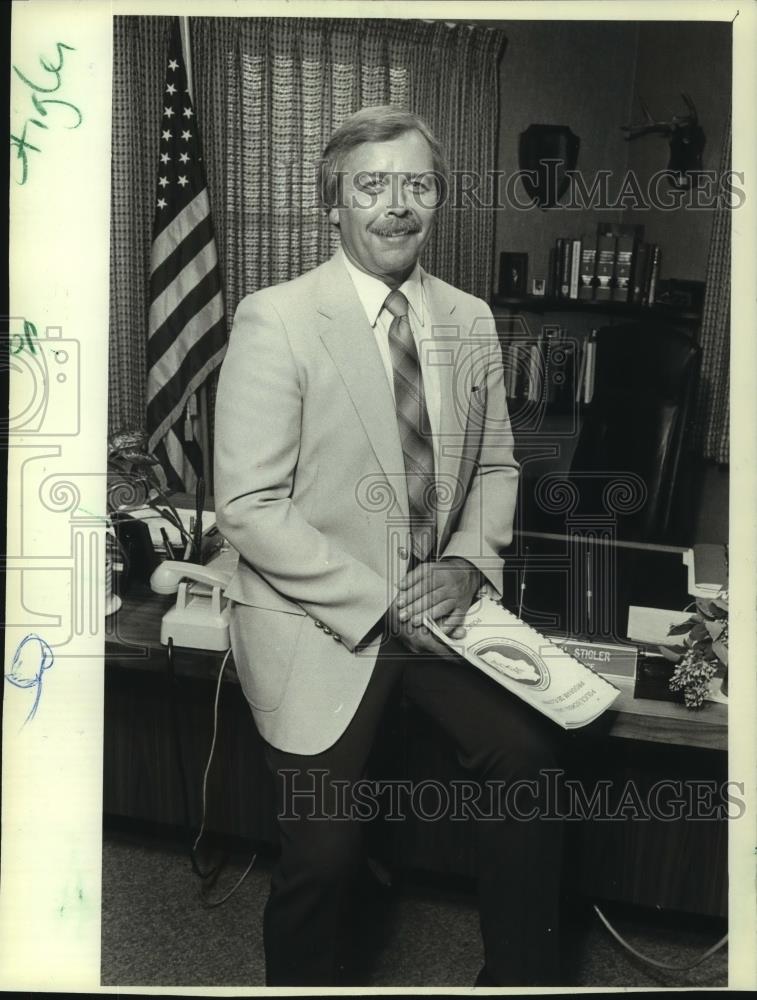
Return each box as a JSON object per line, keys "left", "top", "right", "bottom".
{"left": 192, "top": 646, "right": 258, "bottom": 908}
{"left": 593, "top": 904, "right": 728, "bottom": 972}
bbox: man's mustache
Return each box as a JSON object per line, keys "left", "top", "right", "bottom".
{"left": 368, "top": 219, "right": 422, "bottom": 237}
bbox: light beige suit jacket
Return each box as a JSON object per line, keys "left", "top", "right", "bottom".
{"left": 214, "top": 253, "right": 519, "bottom": 754}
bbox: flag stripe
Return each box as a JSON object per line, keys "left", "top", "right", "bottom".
{"left": 147, "top": 320, "right": 224, "bottom": 433}
{"left": 147, "top": 264, "right": 222, "bottom": 366}
{"left": 152, "top": 189, "right": 210, "bottom": 268}
{"left": 154, "top": 427, "right": 202, "bottom": 494}
{"left": 147, "top": 290, "right": 224, "bottom": 403}
{"left": 149, "top": 211, "right": 215, "bottom": 302}
{"left": 147, "top": 317, "right": 226, "bottom": 447}
{"left": 148, "top": 239, "right": 219, "bottom": 337}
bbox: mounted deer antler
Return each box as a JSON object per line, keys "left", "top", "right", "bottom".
{"left": 621, "top": 93, "right": 706, "bottom": 188}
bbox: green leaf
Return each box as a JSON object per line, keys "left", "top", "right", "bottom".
{"left": 705, "top": 620, "right": 725, "bottom": 641}
{"left": 712, "top": 639, "right": 729, "bottom": 665}
{"left": 668, "top": 620, "right": 696, "bottom": 636}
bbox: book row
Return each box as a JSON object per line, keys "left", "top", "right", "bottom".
{"left": 547, "top": 223, "right": 661, "bottom": 305}
{"left": 501, "top": 328, "right": 598, "bottom": 407}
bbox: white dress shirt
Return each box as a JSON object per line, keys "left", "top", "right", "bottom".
{"left": 339, "top": 247, "right": 442, "bottom": 467}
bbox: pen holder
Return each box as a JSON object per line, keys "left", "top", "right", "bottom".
{"left": 112, "top": 513, "right": 161, "bottom": 590}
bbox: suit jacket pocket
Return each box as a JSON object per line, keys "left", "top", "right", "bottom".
{"left": 225, "top": 562, "right": 307, "bottom": 616}
{"left": 230, "top": 602, "right": 306, "bottom": 712}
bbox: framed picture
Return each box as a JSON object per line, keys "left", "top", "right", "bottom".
{"left": 499, "top": 252, "right": 528, "bottom": 297}
{"left": 532, "top": 278, "right": 546, "bottom": 296}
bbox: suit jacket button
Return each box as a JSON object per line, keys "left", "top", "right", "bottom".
{"left": 333, "top": 634, "right": 341, "bottom": 642}
{"left": 323, "top": 625, "right": 332, "bottom": 635}
{"left": 314, "top": 620, "right": 323, "bottom": 629}
{"left": 399, "top": 546, "right": 409, "bottom": 559}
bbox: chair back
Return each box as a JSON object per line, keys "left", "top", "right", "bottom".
{"left": 569, "top": 322, "right": 700, "bottom": 541}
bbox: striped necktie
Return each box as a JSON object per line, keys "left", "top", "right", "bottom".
{"left": 384, "top": 289, "right": 437, "bottom": 564}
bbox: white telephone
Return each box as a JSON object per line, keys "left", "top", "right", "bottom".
{"left": 149, "top": 548, "right": 238, "bottom": 651}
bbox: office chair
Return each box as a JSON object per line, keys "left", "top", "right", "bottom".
{"left": 566, "top": 321, "right": 701, "bottom": 543}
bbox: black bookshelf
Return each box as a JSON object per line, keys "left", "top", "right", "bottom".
{"left": 491, "top": 294, "right": 701, "bottom": 326}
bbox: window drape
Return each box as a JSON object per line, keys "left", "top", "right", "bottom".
{"left": 109, "top": 16, "right": 506, "bottom": 437}
{"left": 694, "top": 113, "right": 731, "bottom": 465}
{"left": 110, "top": 15, "right": 175, "bottom": 434}
{"left": 190, "top": 17, "right": 505, "bottom": 324}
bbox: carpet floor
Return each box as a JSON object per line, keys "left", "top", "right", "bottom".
{"left": 101, "top": 827, "right": 728, "bottom": 989}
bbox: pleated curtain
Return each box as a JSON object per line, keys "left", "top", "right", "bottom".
{"left": 694, "top": 114, "right": 731, "bottom": 465}
{"left": 109, "top": 15, "right": 506, "bottom": 441}
{"left": 191, "top": 16, "right": 506, "bottom": 327}
{"left": 110, "top": 15, "right": 175, "bottom": 434}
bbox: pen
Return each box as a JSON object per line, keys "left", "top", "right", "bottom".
{"left": 160, "top": 526, "right": 175, "bottom": 560}
{"left": 586, "top": 546, "right": 593, "bottom": 634}
{"left": 518, "top": 546, "right": 529, "bottom": 619}
{"left": 193, "top": 478, "right": 205, "bottom": 562}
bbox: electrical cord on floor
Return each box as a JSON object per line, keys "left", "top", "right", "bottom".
{"left": 166, "top": 638, "right": 215, "bottom": 879}
{"left": 166, "top": 639, "right": 257, "bottom": 907}
{"left": 192, "top": 646, "right": 257, "bottom": 908}
{"left": 593, "top": 903, "right": 728, "bottom": 972}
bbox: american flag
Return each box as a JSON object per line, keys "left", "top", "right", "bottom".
{"left": 146, "top": 18, "right": 226, "bottom": 492}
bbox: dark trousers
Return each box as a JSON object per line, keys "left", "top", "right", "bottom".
{"left": 261, "top": 638, "right": 565, "bottom": 986}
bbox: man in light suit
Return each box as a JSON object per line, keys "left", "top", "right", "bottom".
{"left": 214, "top": 106, "right": 563, "bottom": 986}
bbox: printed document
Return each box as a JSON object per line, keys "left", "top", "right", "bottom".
{"left": 425, "top": 596, "right": 620, "bottom": 729}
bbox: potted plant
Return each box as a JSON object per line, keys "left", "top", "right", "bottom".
{"left": 659, "top": 591, "right": 729, "bottom": 709}
{"left": 107, "top": 429, "right": 196, "bottom": 557}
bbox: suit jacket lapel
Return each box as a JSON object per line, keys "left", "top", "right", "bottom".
{"left": 316, "top": 256, "right": 410, "bottom": 518}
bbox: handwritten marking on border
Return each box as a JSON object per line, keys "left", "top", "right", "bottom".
{"left": 10, "top": 42, "right": 82, "bottom": 186}
{"left": 5, "top": 634, "right": 54, "bottom": 726}
{"left": 10, "top": 319, "right": 39, "bottom": 355}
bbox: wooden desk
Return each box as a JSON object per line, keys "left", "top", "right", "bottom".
{"left": 105, "top": 582, "right": 727, "bottom": 751}
{"left": 608, "top": 677, "right": 726, "bottom": 750}
{"left": 104, "top": 581, "right": 728, "bottom": 917}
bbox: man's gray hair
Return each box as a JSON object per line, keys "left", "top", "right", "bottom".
{"left": 318, "top": 105, "right": 449, "bottom": 210}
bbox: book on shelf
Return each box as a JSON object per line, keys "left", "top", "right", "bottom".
{"left": 501, "top": 337, "right": 533, "bottom": 402}
{"left": 527, "top": 336, "right": 543, "bottom": 403}
{"left": 575, "top": 337, "right": 588, "bottom": 402}
{"left": 648, "top": 244, "right": 662, "bottom": 304}
{"left": 592, "top": 222, "right": 645, "bottom": 305}
{"left": 594, "top": 230, "right": 616, "bottom": 302}
{"left": 495, "top": 221, "right": 673, "bottom": 315}
{"left": 577, "top": 242, "right": 596, "bottom": 301}
{"left": 547, "top": 236, "right": 584, "bottom": 299}
{"left": 630, "top": 242, "right": 650, "bottom": 304}
{"left": 569, "top": 237, "right": 581, "bottom": 299}
{"left": 559, "top": 237, "right": 571, "bottom": 297}
{"left": 579, "top": 328, "right": 598, "bottom": 404}
{"left": 543, "top": 326, "right": 576, "bottom": 409}
{"left": 542, "top": 325, "right": 559, "bottom": 404}
{"left": 612, "top": 232, "right": 636, "bottom": 302}
{"left": 629, "top": 241, "right": 662, "bottom": 306}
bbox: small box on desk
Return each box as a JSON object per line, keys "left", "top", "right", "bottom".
{"left": 633, "top": 655, "right": 682, "bottom": 703}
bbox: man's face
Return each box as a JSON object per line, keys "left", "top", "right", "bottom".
{"left": 329, "top": 129, "right": 439, "bottom": 287}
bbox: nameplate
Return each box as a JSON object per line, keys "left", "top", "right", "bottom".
{"left": 554, "top": 638, "right": 638, "bottom": 678}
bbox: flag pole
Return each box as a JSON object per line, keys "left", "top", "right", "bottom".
{"left": 179, "top": 16, "right": 193, "bottom": 99}
{"left": 178, "top": 15, "right": 213, "bottom": 492}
